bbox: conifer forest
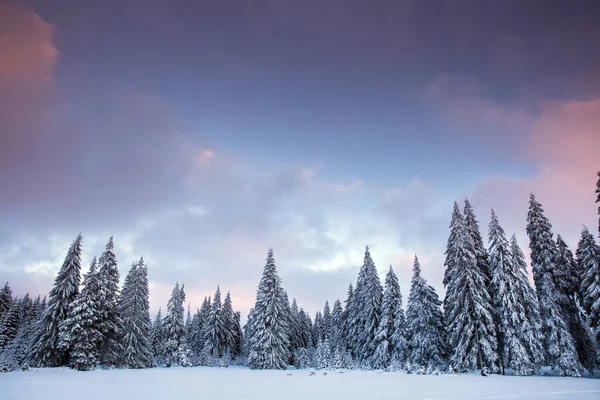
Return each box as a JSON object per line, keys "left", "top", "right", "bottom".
{"left": 1, "top": 172, "right": 599, "bottom": 378}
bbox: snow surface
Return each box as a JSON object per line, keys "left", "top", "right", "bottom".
{"left": 1, "top": 367, "right": 599, "bottom": 400}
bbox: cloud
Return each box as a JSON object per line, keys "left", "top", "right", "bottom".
{"left": 469, "top": 98, "right": 600, "bottom": 250}
{"left": 0, "top": 4, "right": 57, "bottom": 87}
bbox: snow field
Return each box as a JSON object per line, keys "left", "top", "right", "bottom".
{"left": 1, "top": 367, "right": 599, "bottom": 400}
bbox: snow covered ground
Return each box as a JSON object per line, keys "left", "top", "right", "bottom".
{"left": 2, "top": 367, "right": 599, "bottom": 400}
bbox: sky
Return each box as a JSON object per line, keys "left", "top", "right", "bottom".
{"left": 1, "top": 0, "right": 599, "bottom": 318}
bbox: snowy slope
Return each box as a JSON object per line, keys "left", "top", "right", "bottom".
{"left": 1, "top": 367, "right": 599, "bottom": 400}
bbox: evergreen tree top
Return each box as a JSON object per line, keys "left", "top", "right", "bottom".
{"left": 412, "top": 255, "right": 421, "bottom": 277}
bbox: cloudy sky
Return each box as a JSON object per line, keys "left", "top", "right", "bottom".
{"left": 1, "top": 0, "right": 599, "bottom": 318}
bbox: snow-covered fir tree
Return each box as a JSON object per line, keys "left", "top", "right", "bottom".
{"left": 57, "top": 257, "right": 103, "bottom": 371}
{"left": 555, "top": 234, "right": 596, "bottom": 373}
{"left": 221, "top": 291, "right": 237, "bottom": 358}
{"left": 464, "top": 199, "right": 492, "bottom": 287}
{"left": 149, "top": 308, "right": 165, "bottom": 364}
{"left": 96, "top": 237, "right": 124, "bottom": 366}
{"left": 526, "top": 194, "right": 582, "bottom": 376}
{"left": 231, "top": 311, "right": 244, "bottom": 360}
{"left": 315, "top": 338, "right": 331, "bottom": 369}
{"left": 163, "top": 283, "right": 191, "bottom": 367}
{"left": 342, "top": 283, "right": 354, "bottom": 351}
{"left": 443, "top": 203, "right": 463, "bottom": 288}
{"left": 488, "top": 210, "right": 535, "bottom": 375}
{"left": 578, "top": 227, "right": 600, "bottom": 364}
{"left": 373, "top": 266, "right": 402, "bottom": 369}
{"left": 203, "top": 286, "right": 227, "bottom": 362}
{"left": 349, "top": 246, "right": 383, "bottom": 367}
{"left": 30, "top": 234, "right": 83, "bottom": 367}
{"left": 0, "top": 299, "right": 21, "bottom": 350}
{"left": 288, "top": 298, "right": 303, "bottom": 356}
{"left": 329, "top": 300, "right": 344, "bottom": 352}
{"left": 444, "top": 203, "right": 498, "bottom": 372}
{"left": 406, "top": 255, "right": 446, "bottom": 370}
{"left": 298, "top": 308, "right": 313, "bottom": 349}
{"left": 0, "top": 282, "right": 12, "bottom": 320}
{"left": 313, "top": 311, "right": 323, "bottom": 345}
{"left": 247, "top": 248, "right": 290, "bottom": 369}
{"left": 322, "top": 301, "right": 332, "bottom": 341}
{"left": 0, "top": 294, "right": 40, "bottom": 370}
{"left": 118, "top": 257, "right": 154, "bottom": 368}
{"left": 509, "top": 235, "right": 545, "bottom": 370}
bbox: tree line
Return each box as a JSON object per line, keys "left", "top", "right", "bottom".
{"left": 1, "top": 172, "right": 599, "bottom": 375}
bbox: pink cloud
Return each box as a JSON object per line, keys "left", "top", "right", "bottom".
{"left": 0, "top": 4, "right": 57, "bottom": 88}
{"left": 471, "top": 98, "right": 600, "bottom": 246}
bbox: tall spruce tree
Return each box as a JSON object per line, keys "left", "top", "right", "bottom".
{"left": 464, "top": 199, "right": 492, "bottom": 287}
{"left": 0, "top": 282, "right": 12, "bottom": 319}
{"left": 322, "top": 301, "right": 332, "bottom": 340}
{"left": 30, "top": 234, "right": 83, "bottom": 367}
{"left": 526, "top": 194, "right": 581, "bottom": 376}
{"left": 0, "top": 294, "right": 39, "bottom": 370}
{"left": 555, "top": 234, "right": 596, "bottom": 373}
{"left": 330, "top": 300, "right": 344, "bottom": 352}
{"left": 0, "top": 300, "right": 21, "bottom": 349}
{"left": 405, "top": 255, "right": 445, "bottom": 369}
{"left": 444, "top": 204, "right": 498, "bottom": 372}
{"left": 96, "top": 237, "right": 124, "bottom": 366}
{"left": 118, "top": 257, "right": 154, "bottom": 368}
{"left": 163, "top": 283, "right": 191, "bottom": 366}
{"left": 510, "top": 235, "right": 545, "bottom": 371}
{"left": 350, "top": 246, "right": 383, "bottom": 367}
{"left": 221, "top": 291, "right": 236, "bottom": 357}
{"left": 578, "top": 228, "right": 600, "bottom": 363}
{"left": 149, "top": 308, "right": 165, "bottom": 363}
{"left": 373, "top": 266, "right": 402, "bottom": 369}
{"left": 203, "top": 286, "right": 226, "bottom": 359}
{"left": 443, "top": 203, "right": 463, "bottom": 288}
{"left": 247, "top": 248, "right": 290, "bottom": 369}
{"left": 57, "top": 258, "right": 103, "bottom": 371}
{"left": 488, "top": 210, "right": 534, "bottom": 375}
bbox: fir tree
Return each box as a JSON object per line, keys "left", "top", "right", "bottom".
{"left": 406, "top": 255, "right": 446, "bottom": 369}
{"left": 322, "top": 301, "right": 332, "bottom": 340}
{"left": 315, "top": 339, "right": 331, "bottom": 370}
{"left": 30, "top": 234, "right": 83, "bottom": 367}
{"left": 149, "top": 308, "right": 165, "bottom": 363}
{"left": 373, "top": 266, "right": 402, "bottom": 369}
{"left": 488, "top": 210, "right": 534, "bottom": 375}
{"left": 444, "top": 205, "right": 497, "bottom": 372}
{"left": 118, "top": 257, "right": 155, "bottom": 368}
{"left": 342, "top": 283, "right": 354, "bottom": 351}
{"left": 57, "top": 258, "right": 103, "bottom": 371}
{"left": 556, "top": 234, "right": 596, "bottom": 373}
{"left": 0, "top": 300, "right": 21, "bottom": 349}
{"left": 0, "top": 282, "right": 12, "bottom": 319}
{"left": 464, "top": 199, "right": 492, "bottom": 286}
{"left": 247, "top": 248, "right": 290, "bottom": 369}
{"left": 349, "top": 246, "right": 383, "bottom": 366}
{"left": 203, "top": 286, "right": 226, "bottom": 359}
{"left": 221, "top": 291, "right": 236, "bottom": 357}
{"left": 0, "top": 294, "right": 38, "bottom": 370}
{"left": 96, "top": 237, "right": 124, "bottom": 366}
{"left": 443, "top": 203, "right": 463, "bottom": 288}
{"left": 526, "top": 194, "right": 582, "bottom": 376}
{"left": 330, "top": 300, "right": 344, "bottom": 351}
{"left": 510, "top": 235, "right": 545, "bottom": 370}
{"left": 163, "top": 283, "right": 191, "bottom": 367}
{"left": 231, "top": 311, "right": 244, "bottom": 359}
{"left": 579, "top": 228, "right": 600, "bottom": 363}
